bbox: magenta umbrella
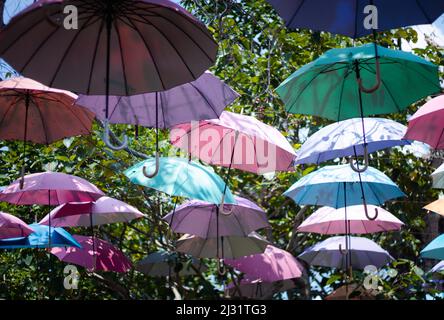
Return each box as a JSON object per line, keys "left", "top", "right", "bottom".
{"left": 162, "top": 196, "right": 270, "bottom": 238}
{"left": 51, "top": 235, "right": 132, "bottom": 273}
{"left": 224, "top": 245, "right": 304, "bottom": 282}
{"left": 404, "top": 95, "right": 444, "bottom": 149}
{"left": 297, "top": 205, "right": 404, "bottom": 235}
{"left": 0, "top": 211, "right": 33, "bottom": 239}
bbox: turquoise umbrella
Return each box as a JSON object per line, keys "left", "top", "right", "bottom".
{"left": 421, "top": 234, "right": 444, "bottom": 260}
{"left": 124, "top": 157, "right": 236, "bottom": 205}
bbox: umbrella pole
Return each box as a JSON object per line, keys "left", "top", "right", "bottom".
{"left": 219, "top": 131, "right": 239, "bottom": 215}
{"left": 20, "top": 91, "right": 30, "bottom": 189}
{"left": 89, "top": 212, "right": 96, "bottom": 271}
{"left": 343, "top": 182, "right": 350, "bottom": 300}
{"left": 47, "top": 190, "right": 52, "bottom": 299}
{"left": 168, "top": 197, "right": 178, "bottom": 243}
{"left": 143, "top": 93, "right": 160, "bottom": 178}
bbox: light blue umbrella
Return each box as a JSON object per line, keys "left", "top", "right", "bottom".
{"left": 284, "top": 164, "right": 405, "bottom": 211}
{"left": 295, "top": 118, "right": 410, "bottom": 165}
{"left": 421, "top": 234, "right": 444, "bottom": 260}
{"left": 124, "top": 157, "right": 236, "bottom": 205}
{"left": 0, "top": 223, "right": 81, "bottom": 249}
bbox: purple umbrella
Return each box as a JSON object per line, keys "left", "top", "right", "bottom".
{"left": 430, "top": 261, "right": 444, "bottom": 273}
{"left": 298, "top": 236, "right": 393, "bottom": 270}
{"left": 162, "top": 196, "right": 270, "bottom": 238}
{"left": 0, "top": 211, "right": 33, "bottom": 239}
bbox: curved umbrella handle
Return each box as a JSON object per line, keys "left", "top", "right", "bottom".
{"left": 142, "top": 152, "right": 160, "bottom": 178}
{"left": 339, "top": 244, "right": 349, "bottom": 255}
{"left": 357, "top": 57, "right": 381, "bottom": 93}
{"left": 364, "top": 204, "right": 379, "bottom": 221}
{"left": 217, "top": 259, "right": 227, "bottom": 276}
{"left": 103, "top": 120, "right": 128, "bottom": 151}
{"left": 349, "top": 145, "right": 369, "bottom": 173}
{"left": 19, "top": 166, "right": 25, "bottom": 189}
{"left": 219, "top": 194, "right": 234, "bottom": 216}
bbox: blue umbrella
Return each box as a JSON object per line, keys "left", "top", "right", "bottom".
{"left": 0, "top": 223, "right": 81, "bottom": 249}
{"left": 421, "top": 234, "right": 444, "bottom": 260}
{"left": 295, "top": 118, "right": 410, "bottom": 165}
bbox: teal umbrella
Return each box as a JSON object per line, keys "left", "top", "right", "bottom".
{"left": 124, "top": 157, "right": 236, "bottom": 205}
{"left": 421, "top": 234, "right": 444, "bottom": 261}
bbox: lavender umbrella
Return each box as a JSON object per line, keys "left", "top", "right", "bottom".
{"left": 162, "top": 196, "right": 270, "bottom": 238}
{"left": 298, "top": 236, "right": 393, "bottom": 270}
{"left": 430, "top": 261, "right": 444, "bottom": 273}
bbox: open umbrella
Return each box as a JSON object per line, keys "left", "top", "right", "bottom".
{"left": 298, "top": 236, "right": 393, "bottom": 270}
{"left": 0, "top": 211, "right": 34, "bottom": 239}
{"left": 295, "top": 118, "right": 410, "bottom": 165}
{"left": 404, "top": 95, "right": 444, "bottom": 150}
{"left": 0, "top": 77, "right": 95, "bottom": 186}
{"left": 225, "top": 277, "right": 297, "bottom": 299}
{"left": 421, "top": 234, "right": 444, "bottom": 260}
{"left": 424, "top": 199, "right": 444, "bottom": 217}
{"left": 430, "top": 261, "right": 444, "bottom": 274}
{"left": 297, "top": 205, "right": 404, "bottom": 234}
{"left": 0, "top": 0, "right": 217, "bottom": 150}
{"left": 162, "top": 196, "right": 269, "bottom": 238}
{"left": 431, "top": 163, "right": 444, "bottom": 189}
{"left": 51, "top": 235, "right": 132, "bottom": 273}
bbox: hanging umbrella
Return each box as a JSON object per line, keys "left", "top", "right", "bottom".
{"left": 0, "top": 0, "right": 217, "bottom": 150}
{"left": 124, "top": 157, "right": 236, "bottom": 205}
{"left": 0, "top": 223, "right": 81, "bottom": 249}
{"left": 404, "top": 95, "right": 444, "bottom": 150}
{"left": 0, "top": 77, "right": 95, "bottom": 186}
{"left": 51, "top": 235, "right": 131, "bottom": 273}
{"left": 297, "top": 205, "right": 404, "bottom": 234}
{"left": 431, "top": 163, "right": 444, "bottom": 189}
{"left": 325, "top": 283, "right": 377, "bottom": 300}
{"left": 295, "top": 118, "right": 410, "bottom": 165}
{"left": 224, "top": 245, "right": 304, "bottom": 282}
{"left": 424, "top": 199, "right": 444, "bottom": 217}
{"left": 39, "top": 196, "right": 145, "bottom": 227}
{"left": 136, "top": 251, "right": 207, "bottom": 277}
{"left": 0, "top": 211, "right": 34, "bottom": 239}
{"left": 421, "top": 234, "right": 444, "bottom": 260}
{"left": 430, "top": 261, "right": 444, "bottom": 273}
{"left": 298, "top": 236, "right": 393, "bottom": 270}
{"left": 225, "top": 277, "right": 297, "bottom": 299}
{"left": 162, "top": 196, "right": 269, "bottom": 238}
{"left": 176, "top": 233, "right": 269, "bottom": 259}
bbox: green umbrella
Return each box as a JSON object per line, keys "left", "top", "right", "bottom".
{"left": 276, "top": 44, "right": 440, "bottom": 121}
{"left": 124, "top": 157, "right": 236, "bottom": 205}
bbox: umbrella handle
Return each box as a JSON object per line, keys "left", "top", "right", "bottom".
{"left": 217, "top": 259, "right": 227, "bottom": 276}
{"left": 219, "top": 194, "right": 234, "bottom": 216}
{"left": 103, "top": 120, "right": 128, "bottom": 151}
{"left": 142, "top": 152, "right": 160, "bottom": 178}
{"left": 357, "top": 57, "right": 381, "bottom": 93}
{"left": 349, "top": 145, "right": 369, "bottom": 173}
{"left": 19, "top": 166, "right": 25, "bottom": 189}
{"left": 339, "top": 244, "right": 348, "bottom": 255}
{"left": 364, "top": 204, "right": 379, "bottom": 221}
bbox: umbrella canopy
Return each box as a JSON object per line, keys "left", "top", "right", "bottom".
{"left": 266, "top": 0, "right": 444, "bottom": 38}
{"left": 0, "top": 172, "right": 104, "bottom": 206}
{"left": 404, "top": 95, "right": 444, "bottom": 149}
{"left": 224, "top": 245, "right": 304, "bottom": 282}
{"left": 124, "top": 157, "right": 236, "bottom": 205}
{"left": 39, "top": 196, "right": 145, "bottom": 227}
{"left": 0, "top": 77, "right": 94, "bottom": 144}
{"left": 136, "top": 251, "right": 207, "bottom": 277}
{"left": 297, "top": 205, "right": 404, "bottom": 234}
{"left": 176, "top": 233, "right": 269, "bottom": 259}
{"left": 325, "top": 283, "right": 377, "bottom": 300}
{"left": 284, "top": 164, "right": 405, "bottom": 208}
{"left": 76, "top": 72, "right": 239, "bottom": 129}
{"left": 171, "top": 111, "right": 296, "bottom": 174}
{"left": 51, "top": 235, "right": 132, "bottom": 273}
{"left": 430, "top": 261, "right": 444, "bottom": 273}
{"left": 276, "top": 44, "right": 440, "bottom": 121}
{"left": 424, "top": 199, "right": 444, "bottom": 217}
{"left": 421, "top": 234, "right": 444, "bottom": 260}
{"left": 298, "top": 236, "right": 393, "bottom": 269}
{"left": 0, "top": 211, "right": 34, "bottom": 239}
{"left": 295, "top": 118, "right": 410, "bottom": 165}
{"left": 225, "top": 277, "right": 297, "bottom": 299}
{"left": 431, "top": 163, "right": 444, "bottom": 189}
{"left": 162, "top": 196, "right": 269, "bottom": 238}
{"left": 0, "top": 0, "right": 217, "bottom": 95}
{"left": 0, "top": 223, "right": 81, "bottom": 249}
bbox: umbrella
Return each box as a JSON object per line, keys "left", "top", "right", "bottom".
{"left": 431, "top": 163, "right": 444, "bottom": 189}
{"left": 298, "top": 236, "right": 393, "bottom": 270}
{"left": 225, "top": 277, "right": 297, "bottom": 299}
{"left": 0, "top": 223, "right": 81, "bottom": 249}
{"left": 424, "top": 199, "right": 444, "bottom": 217}
{"left": 0, "top": 0, "right": 217, "bottom": 150}
{"left": 404, "top": 95, "right": 444, "bottom": 150}
{"left": 136, "top": 251, "right": 207, "bottom": 277}
{"left": 124, "top": 157, "right": 236, "bottom": 205}
{"left": 224, "top": 245, "right": 304, "bottom": 282}
{"left": 162, "top": 196, "right": 269, "bottom": 238}
{"left": 0, "top": 77, "right": 95, "bottom": 185}
{"left": 295, "top": 118, "right": 410, "bottom": 165}
{"left": 51, "top": 235, "right": 132, "bottom": 273}
{"left": 325, "top": 283, "right": 377, "bottom": 300}
{"left": 297, "top": 205, "right": 404, "bottom": 234}
{"left": 176, "top": 233, "right": 269, "bottom": 259}
{"left": 0, "top": 211, "right": 34, "bottom": 239}
{"left": 39, "top": 196, "right": 146, "bottom": 227}
{"left": 430, "top": 261, "right": 444, "bottom": 274}
{"left": 421, "top": 234, "right": 444, "bottom": 260}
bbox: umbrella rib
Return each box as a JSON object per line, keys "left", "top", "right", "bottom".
{"left": 30, "top": 96, "right": 50, "bottom": 144}
{"left": 336, "top": 64, "right": 351, "bottom": 122}
{"left": 0, "top": 94, "right": 22, "bottom": 132}
{"left": 189, "top": 82, "right": 220, "bottom": 117}
{"left": 209, "top": 129, "right": 233, "bottom": 164}
{"left": 286, "top": 0, "right": 306, "bottom": 27}
{"left": 114, "top": 19, "right": 130, "bottom": 96}
{"left": 64, "top": 103, "right": 94, "bottom": 133}
{"left": 87, "top": 18, "right": 105, "bottom": 95}
{"left": 160, "top": 92, "right": 167, "bottom": 129}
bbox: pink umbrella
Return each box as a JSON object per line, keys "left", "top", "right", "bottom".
{"left": 0, "top": 211, "right": 33, "bottom": 239}
{"left": 225, "top": 277, "right": 297, "bottom": 299}
{"left": 39, "top": 196, "right": 145, "bottom": 227}
{"left": 224, "top": 245, "right": 304, "bottom": 282}
{"left": 51, "top": 235, "right": 132, "bottom": 273}
{"left": 404, "top": 95, "right": 444, "bottom": 149}
{"left": 297, "top": 205, "right": 404, "bottom": 234}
